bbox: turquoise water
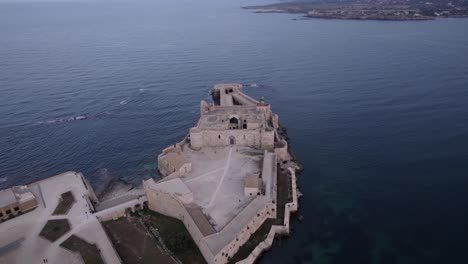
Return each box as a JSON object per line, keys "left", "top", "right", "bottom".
{"left": 1, "top": 0, "right": 468, "bottom": 263}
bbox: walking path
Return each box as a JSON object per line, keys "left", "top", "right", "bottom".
{"left": 208, "top": 147, "right": 233, "bottom": 207}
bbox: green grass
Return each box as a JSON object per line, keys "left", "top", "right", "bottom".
{"left": 61, "top": 235, "right": 104, "bottom": 264}
{"left": 39, "top": 219, "right": 71, "bottom": 242}
{"left": 139, "top": 209, "right": 206, "bottom": 264}
{"left": 53, "top": 191, "right": 76, "bottom": 215}
{"left": 102, "top": 217, "right": 177, "bottom": 264}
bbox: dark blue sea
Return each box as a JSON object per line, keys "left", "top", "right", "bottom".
{"left": 1, "top": 0, "right": 468, "bottom": 263}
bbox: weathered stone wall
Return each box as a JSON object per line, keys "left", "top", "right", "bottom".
{"left": 144, "top": 180, "right": 216, "bottom": 263}
{"left": 190, "top": 129, "right": 274, "bottom": 150}
{"left": 213, "top": 201, "right": 276, "bottom": 264}
{"left": 236, "top": 168, "right": 299, "bottom": 264}
{"left": 144, "top": 182, "right": 184, "bottom": 220}
{"left": 157, "top": 142, "right": 192, "bottom": 178}
{"left": 274, "top": 139, "right": 288, "bottom": 161}
{"left": 95, "top": 196, "right": 147, "bottom": 222}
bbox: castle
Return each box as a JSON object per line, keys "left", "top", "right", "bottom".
{"left": 144, "top": 83, "right": 296, "bottom": 264}
{"left": 0, "top": 83, "right": 299, "bottom": 264}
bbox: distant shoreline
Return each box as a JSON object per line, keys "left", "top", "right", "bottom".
{"left": 242, "top": 1, "right": 468, "bottom": 21}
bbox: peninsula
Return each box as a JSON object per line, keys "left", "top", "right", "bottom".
{"left": 244, "top": 0, "right": 468, "bottom": 20}
{"left": 0, "top": 84, "right": 301, "bottom": 264}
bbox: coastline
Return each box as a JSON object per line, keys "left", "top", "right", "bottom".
{"left": 242, "top": 1, "right": 468, "bottom": 21}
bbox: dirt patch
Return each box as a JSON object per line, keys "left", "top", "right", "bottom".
{"left": 39, "top": 219, "right": 71, "bottom": 242}
{"left": 61, "top": 235, "right": 104, "bottom": 264}
{"left": 103, "top": 217, "right": 176, "bottom": 264}
{"left": 53, "top": 191, "right": 76, "bottom": 215}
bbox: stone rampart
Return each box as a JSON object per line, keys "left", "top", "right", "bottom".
{"left": 274, "top": 139, "right": 288, "bottom": 161}
{"left": 235, "top": 167, "right": 299, "bottom": 264}
{"left": 190, "top": 129, "right": 274, "bottom": 150}
{"left": 95, "top": 196, "right": 147, "bottom": 222}
{"left": 144, "top": 180, "right": 216, "bottom": 262}
{"left": 211, "top": 200, "right": 276, "bottom": 263}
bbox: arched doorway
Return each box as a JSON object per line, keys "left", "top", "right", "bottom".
{"left": 229, "top": 136, "right": 236, "bottom": 145}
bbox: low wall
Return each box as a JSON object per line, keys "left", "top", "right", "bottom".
{"left": 236, "top": 167, "right": 299, "bottom": 264}
{"left": 95, "top": 196, "right": 147, "bottom": 222}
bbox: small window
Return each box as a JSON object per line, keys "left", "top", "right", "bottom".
{"left": 0, "top": 212, "right": 3, "bottom": 217}
{"left": 14, "top": 207, "right": 19, "bottom": 212}
{"left": 6, "top": 209, "right": 11, "bottom": 214}
{"left": 218, "top": 135, "right": 221, "bottom": 139}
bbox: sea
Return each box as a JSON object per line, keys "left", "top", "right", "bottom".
{"left": 1, "top": 0, "right": 468, "bottom": 263}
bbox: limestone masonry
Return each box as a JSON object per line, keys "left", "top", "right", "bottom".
{"left": 144, "top": 83, "right": 300, "bottom": 264}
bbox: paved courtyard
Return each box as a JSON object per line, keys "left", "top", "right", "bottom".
{"left": 177, "top": 146, "right": 264, "bottom": 231}
{"left": 0, "top": 172, "right": 120, "bottom": 264}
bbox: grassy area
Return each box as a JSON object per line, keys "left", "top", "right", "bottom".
{"left": 53, "top": 191, "right": 76, "bottom": 215}
{"left": 39, "top": 219, "right": 71, "bottom": 242}
{"left": 228, "top": 164, "right": 293, "bottom": 263}
{"left": 61, "top": 235, "right": 104, "bottom": 264}
{"left": 102, "top": 217, "right": 176, "bottom": 264}
{"left": 137, "top": 209, "right": 206, "bottom": 264}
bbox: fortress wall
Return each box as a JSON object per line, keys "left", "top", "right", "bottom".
{"left": 144, "top": 182, "right": 185, "bottom": 220}
{"left": 256, "top": 105, "right": 272, "bottom": 120}
{"left": 213, "top": 201, "right": 276, "bottom": 264}
{"left": 157, "top": 142, "right": 192, "bottom": 177}
{"left": 144, "top": 179, "right": 216, "bottom": 263}
{"left": 180, "top": 208, "right": 216, "bottom": 263}
{"left": 190, "top": 128, "right": 204, "bottom": 149}
{"left": 236, "top": 168, "right": 299, "bottom": 264}
{"left": 158, "top": 156, "right": 191, "bottom": 178}
{"left": 274, "top": 139, "right": 288, "bottom": 161}
{"left": 95, "top": 196, "right": 147, "bottom": 222}
{"left": 271, "top": 113, "right": 279, "bottom": 130}
{"left": 261, "top": 130, "right": 275, "bottom": 149}
{"left": 190, "top": 129, "right": 275, "bottom": 150}
{"left": 191, "top": 129, "right": 260, "bottom": 148}
{"left": 158, "top": 145, "right": 180, "bottom": 176}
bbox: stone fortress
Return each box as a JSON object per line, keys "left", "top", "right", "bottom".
{"left": 144, "top": 83, "right": 299, "bottom": 264}
{"left": 0, "top": 83, "right": 299, "bottom": 264}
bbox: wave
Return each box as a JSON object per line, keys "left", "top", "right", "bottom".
{"left": 36, "top": 115, "right": 87, "bottom": 125}
{"left": 35, "top": 111, "right": 111, "bottom": 126}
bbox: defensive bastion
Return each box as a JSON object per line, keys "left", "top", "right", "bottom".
{"left": 144, "top": 83, "right": 300, "bottom": 264}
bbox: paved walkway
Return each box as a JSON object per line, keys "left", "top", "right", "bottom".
{"left": 0, "top": 172, "right": 121, "bottom": 264}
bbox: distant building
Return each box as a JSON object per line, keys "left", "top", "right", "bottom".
{"left": 0, "top": 186, "right": 38, "bottom": 221}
